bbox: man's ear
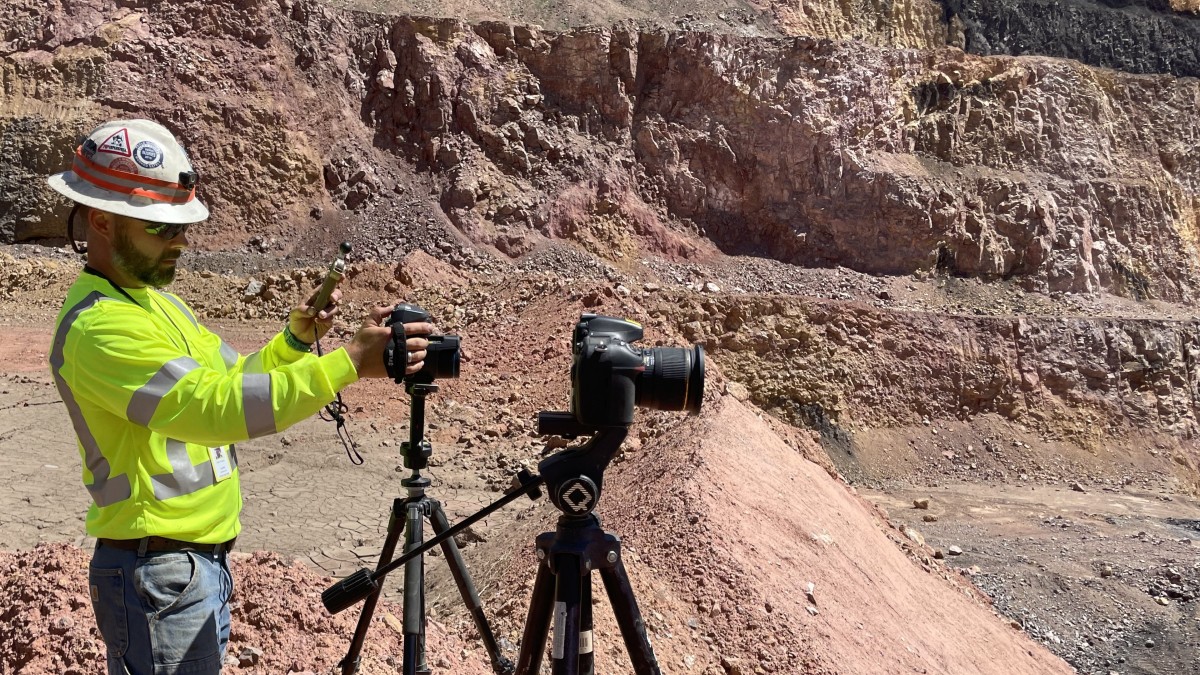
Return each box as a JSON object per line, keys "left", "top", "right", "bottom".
{"left": 86, "top": 209, "right": 116, "bottom": 240}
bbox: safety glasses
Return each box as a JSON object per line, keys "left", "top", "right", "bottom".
{"left": 143, "top": 221, "right": 190, "bottom": 240}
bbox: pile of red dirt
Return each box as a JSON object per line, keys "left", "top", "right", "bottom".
{"left": 0, "top": 544, "right": 493, "bottom": 674}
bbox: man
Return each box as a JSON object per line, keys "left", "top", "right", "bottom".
{"left": 47, "top": 119, "right": 433, "bottom": 674}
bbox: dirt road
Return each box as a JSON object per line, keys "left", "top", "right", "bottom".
{"left": 867, "top": 483, "right": 1200, "bottom": 675}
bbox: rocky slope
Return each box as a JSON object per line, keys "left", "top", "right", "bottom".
{"left": 4, "top": 243, "right": 1197, "bottom": 673}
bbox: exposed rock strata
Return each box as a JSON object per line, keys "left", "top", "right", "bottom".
{"left": 657, "top": 293, "right": 1200, "bottom": 442}
{"left": 2, "top": 1, "right": 1196, "bottom": 302}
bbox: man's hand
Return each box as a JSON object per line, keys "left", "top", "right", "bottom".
{"left": 288, "top": 287, "right": 343, "bottom": 344}
{"left": 344, "top": 304, "right": 436, "bottom": 379}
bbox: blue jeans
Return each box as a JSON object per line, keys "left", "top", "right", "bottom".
{"left": 89, "top": 542, "right": 233, "bottom": 674}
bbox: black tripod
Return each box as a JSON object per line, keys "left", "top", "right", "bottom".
{"left": 336, "top": 382, "right": 514, "bottom": 675}
{"left": 512, "top": 421, "right": 660, "bottom": 675}
{"left": 324, "top": 415, "right": 660, "bottom": 675}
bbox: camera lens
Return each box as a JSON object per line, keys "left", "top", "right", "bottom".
{"left": 635, "top": 344, "right": 704, "bottom": 414}
{"left": 425, "top": 336, "right": 461, "bottom": 379}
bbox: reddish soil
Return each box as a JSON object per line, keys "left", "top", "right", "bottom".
{"left": 0, "top": 246, "right": 1101, "bottom": 675}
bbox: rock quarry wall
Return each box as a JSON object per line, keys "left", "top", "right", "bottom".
{"left": 2, "top": 0, "right": 1199, "bottom": 453}
{"left": 2, "top": 1, "right": 1198, "bottom": 300}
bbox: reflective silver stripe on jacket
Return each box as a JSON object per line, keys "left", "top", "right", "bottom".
{"left": 151, "top": 439, "right": 239, "bottom": 499}
{"left": 50, "top": 291, "right": 131, "bottom": 507}
{"left": 158, "top": 293, "right": 198, "bottom": 327}
{"left": 153, "top": 439, "right": 215, "bottom": 499}
{"left": 219, "top": 341, "right": 240, "bottom": 369}
{"left": 124, "top": 338, "right": 267, "bottom": 478}
{"left": 243, "top": 373, "right": 276, "bottom": 437}
{"left": 126, "top": 357, "right": 201, "bottom": 426}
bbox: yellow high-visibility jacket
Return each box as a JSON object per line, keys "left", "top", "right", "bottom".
{"left": 50, "top": 270, "right": 358, "bottom": 543}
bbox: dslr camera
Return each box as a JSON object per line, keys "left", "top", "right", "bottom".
{"left": 564, "top": 313, "right": 704, "bottom": 428}
{"left": 383, "top": 303, "right": 461, "bottom": 385}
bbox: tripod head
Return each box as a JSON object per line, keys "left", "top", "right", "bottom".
{"left": 321, "top": 417, "right": 627, "bottom": 616}
{"left": 536, "top": 412, "right": 627, "bottom": 518}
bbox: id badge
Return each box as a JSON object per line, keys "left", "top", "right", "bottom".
{"left": 210, "top": 446, "right": 234, "bottom": 482}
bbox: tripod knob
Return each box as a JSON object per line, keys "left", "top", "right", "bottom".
{"left": 401, "top": 439, "right": 433, "bottom": 471}
{"left": 513, "top": 469, "right": 542, "bottom": 500}
{"left": 555, "top": 476, "right": 599, "bottom": 515}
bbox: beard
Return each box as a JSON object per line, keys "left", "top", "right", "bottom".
{"left": 112, "top": 226, "right": 178, "bottom": 287}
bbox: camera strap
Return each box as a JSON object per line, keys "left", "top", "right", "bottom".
{"left": 314, "top": 335, "right": 362, "bottom": 465}
{"left": 386, "top": 319, "right": 408, "bottom": 382}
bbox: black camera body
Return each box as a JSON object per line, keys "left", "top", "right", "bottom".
{"left": 383, "top": 303, "right": 460, "bottom": 385}
{"left": 568, "top": 314, "right": 704, "bottom": 428}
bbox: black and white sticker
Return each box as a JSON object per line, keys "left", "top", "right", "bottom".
{"left": 98, "top": 129, "right": 132, "bottom": 156}
{"left": 560, "top": 478, "right": 597, "bottom": 514}
{"left": 580, "top": 630, "right": 593, "bottom": 654}
{"left": 134, "top": 140, "right": 165, "bottom": 169}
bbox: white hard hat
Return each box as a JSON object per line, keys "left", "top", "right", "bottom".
{"left": 47, "top": 119, "right": 209, "bottom": 225}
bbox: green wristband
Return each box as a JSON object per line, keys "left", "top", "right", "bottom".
{"left": 283, "top": 325, "right": 313, "bottom": 352}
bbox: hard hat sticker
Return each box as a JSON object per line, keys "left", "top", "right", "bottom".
{"left": 134, "top": 140, "right": 164, "bottom": 169}
{"left": 98, "top": 128, "right": 133, "bottom": 156}
{"left": 108, "top": 157, "right": 139, "bottom": 175}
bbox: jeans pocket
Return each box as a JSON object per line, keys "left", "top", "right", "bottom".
{"left": 134, "top": 551, "right": 199, "bottom": 618}
{"left": 89, "top": 566, "right": 129, "bottom": 659}
{"left": 134, "top": 552, "right": 223, "bottom": 672}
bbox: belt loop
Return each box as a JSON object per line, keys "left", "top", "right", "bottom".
{"left": 136, "top": 537, "right": 149, "bottom": 557}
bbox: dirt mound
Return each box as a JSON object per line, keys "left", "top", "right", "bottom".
{"left": 590, "top": 394, "right": 1074, "bottom": 675}
{"left": 3, "top": 243, "right": 1199, "bottom": 671}
{"left": 0, "top": 543, "right": 493, "bottom": 674}
{"left": 0, "top": 544, "right": 102, "bottom": 675}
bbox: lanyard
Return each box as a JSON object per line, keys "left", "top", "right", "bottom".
{"left": 83, "top": 266, "right": 193, "bottom": 356}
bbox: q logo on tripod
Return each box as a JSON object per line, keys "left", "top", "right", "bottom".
{"left": 558, "top": 477, "right": 598, "bottom": 515}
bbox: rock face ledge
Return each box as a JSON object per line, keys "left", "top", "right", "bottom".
{"left": 2, "top": 0, "right": 1198, "bottom": 304}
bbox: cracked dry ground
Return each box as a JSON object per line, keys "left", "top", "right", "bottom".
{"left": 0, "top": 247, "right": 1196, "bottom": 674}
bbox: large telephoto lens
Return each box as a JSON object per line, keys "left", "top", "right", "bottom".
{"left": 635, "top": 344, "right": 704, "bottom": 414}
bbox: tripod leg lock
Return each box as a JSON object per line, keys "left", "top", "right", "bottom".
{"left": 322, "top": 568, "right": 380, "bottom": 614}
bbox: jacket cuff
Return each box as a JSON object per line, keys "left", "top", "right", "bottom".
{"left": 322, "top": 347, "right": 360, "bottom": 389}
{"left": 266, "top": 331, "right": 309, "bottom": 366}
